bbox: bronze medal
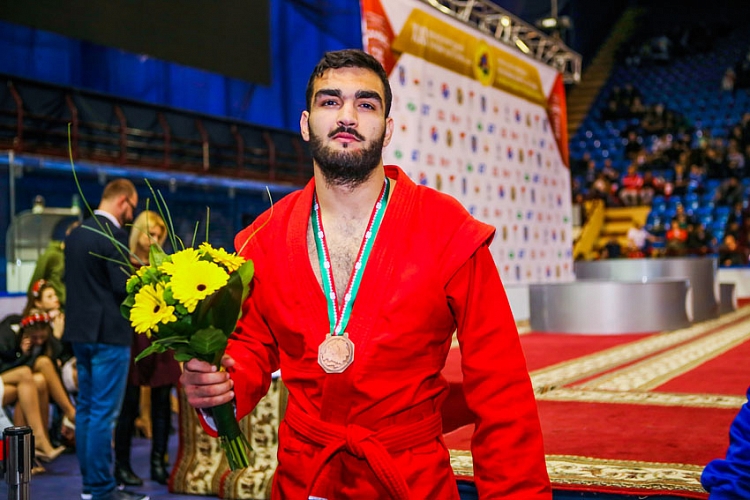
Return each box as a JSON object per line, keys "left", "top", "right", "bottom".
{"left": 318, "top": 332, "right": 355, "bottom": 374}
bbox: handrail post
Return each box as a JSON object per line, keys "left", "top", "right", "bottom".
{"left": 64, "top": 94, "right": 79, "bottom": 160}
{"left": 262, "top": 131, "right": 276, "bottom": 181}
{"left": 157, "top": 112, "right": 171, "bottom": 169}
{"left": 114, "top": 105, "right": 127, "bottom": 165}
{"left": 8, "top": 82, "right": 23, "bottom": 153}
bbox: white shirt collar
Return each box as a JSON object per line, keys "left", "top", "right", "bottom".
{"left": 93, "top": 209, "right": 121, "bottom": 229}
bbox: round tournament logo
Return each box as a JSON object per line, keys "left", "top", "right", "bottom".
{"left": 473, "top": 41, "right": 494, "bottom": 86}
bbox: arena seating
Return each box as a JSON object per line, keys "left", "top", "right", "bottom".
{"left": 571, "top": 11, "right": 750, "bottom": 264}
{"left": 0, "top": 74, "right": 313, "bottom": 185}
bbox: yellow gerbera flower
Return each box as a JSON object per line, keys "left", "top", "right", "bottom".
{"left": 130, "top": 283, "right": 177, "bottom": 335}
{"left": 199, "top": 242, "right": 245, "bottom": 272}
{"left": 159, "top": 247, "right": 200, "bottom": 276}
{"left": 169, "top": 260, "right": 229, "bottom": 312}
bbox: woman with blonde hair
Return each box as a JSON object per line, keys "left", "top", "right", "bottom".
{"left": 115, "top": 210, "right": 182, "bottom": 486}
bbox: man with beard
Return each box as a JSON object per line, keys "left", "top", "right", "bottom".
{"left": 181, "top": 49, "right": 550, "bottom": 500}
{"left": 63, "top": 179, "right": 148, "bottom": 500}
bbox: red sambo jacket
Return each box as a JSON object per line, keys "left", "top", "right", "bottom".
{"left": 222, "top": 165, "right": 551, "bottom": 499}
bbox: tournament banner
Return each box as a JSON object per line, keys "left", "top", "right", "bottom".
{"left": 362, "top": 0, "right": 573, "bottom": 285}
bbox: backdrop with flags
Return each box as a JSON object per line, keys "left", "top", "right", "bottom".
{"left": 361, "top": 0, "right": 573, "bottom": 285}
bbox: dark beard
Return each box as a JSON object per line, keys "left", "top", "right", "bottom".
{"left": 308, "top": 125, "right": 385, "bottom": 189}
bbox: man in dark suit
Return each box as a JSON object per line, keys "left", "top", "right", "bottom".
{"left": 63, "top": 179, "right": 148, "bottom": 500}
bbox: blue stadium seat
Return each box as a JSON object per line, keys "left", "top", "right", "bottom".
{"left": 700, "top": 192, "right": 716, "bottom": 206}
{"left": 714, "top": 205, "right": 731, "bottom": 219}
{"left": 652, "top": 195, "right": 667, "bottom": 212}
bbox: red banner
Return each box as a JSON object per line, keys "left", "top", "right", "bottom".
{"left": 547, "top": 72, "right": 569, "bottom": 168}
{"left": 360, "top": 0, "right": 397, "bottom": 74}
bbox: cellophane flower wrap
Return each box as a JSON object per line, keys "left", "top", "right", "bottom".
{"left": 121, "top": 240, "right": 255, "bottom": 471}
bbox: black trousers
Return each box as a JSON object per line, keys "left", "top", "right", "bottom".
{"left": 114, "top": 384, "right": 172, "bottom": 465}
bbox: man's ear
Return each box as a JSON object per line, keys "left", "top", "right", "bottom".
{"left": 382, "top": 116, "right": 395, "bottom": 149}
{"left": 300, "top": 111, "right": 310, "bottom": 142}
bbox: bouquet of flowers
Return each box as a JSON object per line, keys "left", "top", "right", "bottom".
{"left": 68, "top": 128, "right": 258, "bottom": 470}
{"left": 121, "top": 238, "right": 255, "bottom": 470}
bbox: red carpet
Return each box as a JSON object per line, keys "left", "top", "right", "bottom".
{"left": 442, "top": 306, "right": 750, "bottom": 499}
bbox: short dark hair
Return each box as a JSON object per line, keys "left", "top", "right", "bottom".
{"left": 305, "top": 49, "right": 392, "bottom": 117}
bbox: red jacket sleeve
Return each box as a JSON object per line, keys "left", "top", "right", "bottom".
{"left": 448, "top": 245, "right": 551, "bottom": 499}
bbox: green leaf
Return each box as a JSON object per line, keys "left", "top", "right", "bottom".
{"left": 237, "top": 260, "right": 255, "bottom": 302}
{"left": 149, "top": 244, "right": 169, "bottom": 267}
{"left": 189, "top": 327, "right": 228, "bottom": 356}
{"left": 153, "top": 320, "right": 192, "bottom": 341}
{"left": 120, "top": 294, "right": 135, "bottom": 320}
{"left": 173, "top": 350, "right": 195, "bottom": 363}
{"left": 135, "top": 341, "right": 166, "bottom": 362}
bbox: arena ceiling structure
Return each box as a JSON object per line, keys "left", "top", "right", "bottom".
{"left": 424, "top": 0, "right": 582, "bottom": 83}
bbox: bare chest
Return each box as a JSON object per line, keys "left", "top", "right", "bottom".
{"left": 307, "top": 218, "right": 369, "bottom": 306}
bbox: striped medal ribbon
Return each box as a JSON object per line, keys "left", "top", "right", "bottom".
{"left": 312, "top": 177, "right": 390, "bottom": 373}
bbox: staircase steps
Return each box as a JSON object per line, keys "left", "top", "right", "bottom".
{"left": 566, "top": 7, "right": 646, "bottom": 137}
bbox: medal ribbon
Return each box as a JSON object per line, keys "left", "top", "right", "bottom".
{"left": 312, "top": 177, "right": 390, "bottom": 337}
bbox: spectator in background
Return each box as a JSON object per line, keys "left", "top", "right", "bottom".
{"left": 572, "top": 151, "right": 591, "bottom": 176}
{"left": 584, "top": 158, "right": 598, "bottom": 188}
{"left": 718, "top": 234, "right": 748, "bottom": 267}
{"left": 63, "top": 179, "right": 146, "bottom": 500}
{"left": 722, "top": 67, "right": 736, "bottom": 93}
{"left": 28, "top": 220, "right": 80, "bottom": 308}
{"left": 588, "top": 173, "right": 611, "bottom": 203}
{"left": 22, "top": 280, "right": 76, "bottom": 446}
{"left": 715, "top": 176, "right": 744, "bottom": 206}
{"left": 619, "top": 164, "right": 644, "bottom": 206}
{"left": 705, "top": 145, "right": 728, "bottom": 179}
{"left": 629, "top": 95, "right": 647, "bottom": 120}
{"left": 671, "top": 162, "right": 689, "bottom": 197}
{"left": 601, "top": 158, "right": 621, "bottom": 185}
{"left": 665, "top": 216, "right": 689, "bottom": 256}
{"left": 726, "top": 141, "right": 746, "bottom": 178}
{"left": 687, "top": 164, "right": 706, "bottom": 195}
{"left": 640, "top": 170, "right": 664, "bottom": 206}
{"left": 686, "top": 222, "right": 716, "bottom": 256}
{"left": 115, "top": 210, "right": 180, "bottom": 487}
{"left": 624, "top": 130, "right": 645, "bottom": 160}
{"left": 0, "top": 312, "right": 67, "bottom": 464}
{"left": 726, "top": 201, "right": 746, "bottom": 229}
{"left": 601, "top": 237, "right": 623, "bottom": 259}
{"left": 626, "top": 221, "right": 659, "bottom": 257}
